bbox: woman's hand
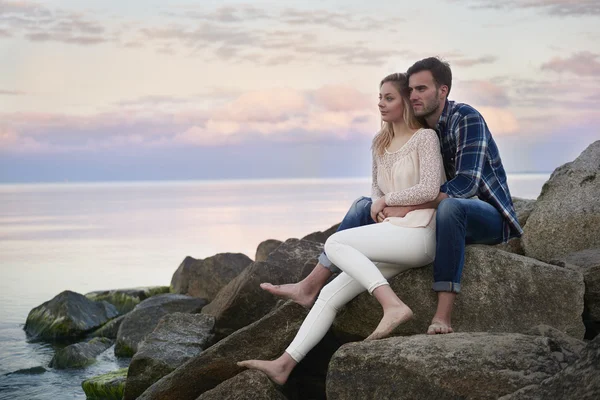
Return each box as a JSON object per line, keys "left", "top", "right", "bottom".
{"left": 370, "top": 197, "right": 387, "bottom": 222}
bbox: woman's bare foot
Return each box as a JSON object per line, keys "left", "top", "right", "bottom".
{"left": 260, "top": 282, "right": 317, "bottom": 308}
{"left": 427, "top": 319, "right": 454, "bottom": 335}
{"left": 237, "top": 357, "right": 295, "bottom": 386}
{"left": 365, "top": 304, "right": 413, "bottom": 341}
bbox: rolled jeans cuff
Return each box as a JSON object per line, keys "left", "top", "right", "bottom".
{"left": 432, "top": 281, "right": 461, "bottom": 293}
{"left": 318, "top": 252, "right": 340, "bottom": 274}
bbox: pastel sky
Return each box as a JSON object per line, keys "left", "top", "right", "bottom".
{"left": 1, "top": 0, "right": 599, "bottom": 182}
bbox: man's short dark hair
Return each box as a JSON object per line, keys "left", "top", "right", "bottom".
{"left": 407, "top": 57, "right": 452, "bottom": 96}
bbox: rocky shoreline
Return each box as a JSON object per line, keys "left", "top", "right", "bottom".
{"left": 23, "top": 140, "right": 600, "bottom": 400}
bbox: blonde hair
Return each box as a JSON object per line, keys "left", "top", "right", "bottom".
{"left": 372, "top": 72, "right": 423, "bottom": 155}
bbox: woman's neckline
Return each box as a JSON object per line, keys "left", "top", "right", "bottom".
{"left": 384, "top": 128, "right": 424, "bottom": 155}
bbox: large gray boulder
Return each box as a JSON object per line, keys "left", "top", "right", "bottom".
{"left": 551, "top": 248, "right": 600, "bottom": 322}
{"left": 138, "top": 301, "right": 308, "bottom": 400}
{"left": 255, "top": 239, "right": 282, "bottom": 262}
{"left": 49, "top": 337, "right": 113, "bottom": 369}
{"left": 196, "top": 370, "right": 288, "bottom": 400}
{"left": 327, "top": 332, "right": 581, "bottom": 400}
{"left": 500, "top": 334, "right": 600, "bottom": 400}
{"left": 523, "top": 141, "right": 600, "bottom": 262}
{"left": 124, "top": 313, "right": 216, "bottom": 400}
{"left": 115, "top": 294, "right": 207, "bottom": 357}
{"left": 86, "top": 286, "right": 170, "bottom": 314}
{"left": 25, "top": 290, "right": 119, "bottom": 340}
{"left": 171, "top": 253, "right": 252, "bottom": 301}
{"left": 201, "top": 239, "right": 323, "bottom": 339}
{"left": 332, "top": 246, "right": 585, "bottom": 340}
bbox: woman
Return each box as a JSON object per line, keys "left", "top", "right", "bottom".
{"left": 238, "top": 72, "right": 445, "bottom": 385}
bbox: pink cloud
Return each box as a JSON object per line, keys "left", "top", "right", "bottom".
{"left": 541, "top": 52, "right": 600, "bottom": 76}
{"left": 216, "top": 89, "right": 308, "bottom": 123}
{"left": 452, "top": 80, "right": 511, "bottom": 107}
{"left": 312, "top": 85, "right": 371, "bottom": 112}
{"left": 0, "top": 84, "right": 382, "bottom": 153}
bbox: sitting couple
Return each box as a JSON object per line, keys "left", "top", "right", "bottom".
{"left": 239, "top": 57, "right": 523, "bottom": 385}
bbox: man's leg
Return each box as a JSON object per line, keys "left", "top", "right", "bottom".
{"left": 261, "top": 196, "right": 375, "bottom": 307}
{"left": 429, "top": 198, "right": 504, "bottom": 334}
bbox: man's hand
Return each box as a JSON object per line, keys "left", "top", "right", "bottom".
{"left": 370, "top": 197, "right": 387, "bottom": 222}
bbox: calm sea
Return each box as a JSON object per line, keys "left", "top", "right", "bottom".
{"left": 0, "top": 175, "right": 549, "bottom": 399}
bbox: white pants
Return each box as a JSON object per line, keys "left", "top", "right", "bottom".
{"left": 285, "top": 221, "right": 436, "bottom": 362}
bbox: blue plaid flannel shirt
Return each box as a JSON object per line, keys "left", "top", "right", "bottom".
{"left": 435, "top": 100, "right": 523, "bottom": 242}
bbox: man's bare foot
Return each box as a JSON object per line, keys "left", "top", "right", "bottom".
{"left": 365, "top": 304, "right": 414, "bottom": 341}
{"left": 260, "top": 282, "right": 316, "bottom": 308}
{"left": 237, "top": 359, "right": 292, "bottom": 386}
{"left": 427, "top": 319, "right": 454, "bottom": 335}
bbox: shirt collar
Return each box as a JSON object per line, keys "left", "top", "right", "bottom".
{"left": 436, "top": 99, "right": 453, "bottom": 133}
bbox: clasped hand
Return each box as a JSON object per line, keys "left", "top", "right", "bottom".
{"left": 371, "top": 198, "right": 413, "bottom": 223}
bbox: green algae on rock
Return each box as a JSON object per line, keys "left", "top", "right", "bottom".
{"left": 86, "top": 286, "right": 171, "bottom": 314}
{"left": 82, "top": 368, "right": 128, "bottom": 400}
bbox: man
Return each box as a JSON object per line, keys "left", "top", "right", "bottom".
{"left": 263, "top": 57, "right": 522, "bottom": 335}
{"left": 380, "top": 57, "right": 523, "bottom": 333}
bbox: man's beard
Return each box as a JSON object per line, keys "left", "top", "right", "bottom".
{"left": 414, "top": 90, "right": 440, "bottom": 118}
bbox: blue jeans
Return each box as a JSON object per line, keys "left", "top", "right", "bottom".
{"left": 433, "top": 198, "right": 504, "bottom": 293}
{"left": 318, "top": 196, "right": 375, "bottom": 273}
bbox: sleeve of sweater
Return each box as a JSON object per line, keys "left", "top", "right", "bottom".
{"left": 371, "top": 150, "right": 385, "bottom": 202}
{"left": 384, "top": 130, "right": 443, "bottom": 206}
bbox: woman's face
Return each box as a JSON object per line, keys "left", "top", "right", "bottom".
{"left": 378, "top": 82, "right": 404, "bottom": 124}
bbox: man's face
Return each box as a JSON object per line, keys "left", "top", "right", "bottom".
{"left": 408, "top": 70, "right": 443, "bottom": 118}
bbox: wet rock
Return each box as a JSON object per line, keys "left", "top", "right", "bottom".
{"left": 138, "top": 301, "right": 308, "bottom": 400}
{"left": 82, "top": 368, "right": 128, "bottom": 400}
{"left": 124, "top": 313, "right": 215, "bottom": 400}
{"left": 25, "top": 290, "right": 119, "bottom": 340}
{"left": 115, "top": 294, "right": 207, "bottom": 357}
{"left": 86, "top": 286, "right": 170, "bottom": 314}
{"left": 50, "top": 337, "right": 113, "bottom": 369}
{"left": 89, "top": 315, "right": 126, "bottom": 339}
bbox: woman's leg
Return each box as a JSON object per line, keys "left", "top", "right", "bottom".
{"left": 324, "top": 222, "right": 435, "bottom": 339}
{"left": 238, "top": 262, "right": 409, "bottom": 384}
{"left": 261, "top": 196, "right": 375, "bottom": 307}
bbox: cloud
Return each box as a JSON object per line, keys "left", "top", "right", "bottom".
{"left": 312, "top": 85, "right": 372, "bottom": 112}
{"left": 453, "top": 80, "right": 511, "bottom": 107}
{"left": 452, "top": 0, "right": 600, "bottom": 16}
{"left": 541, "top": 52, "right": 600, "bottom": 76}
{"left": 452, "top": 55, "right": 497, "bottom": 67}
{"left": 0, "top": 84, "right": 379, "bottom": 153}
{"left": 216, "top": 89, "right": 308, "bottom": 123}
{"left": 0, "top": 1, "right": 110, "bottom": 45}
{"left": 0, "top": 126, "right": 50, "bottom": 153}
{"left": 477, "top": 107, "right": 520, "bottom": 134}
